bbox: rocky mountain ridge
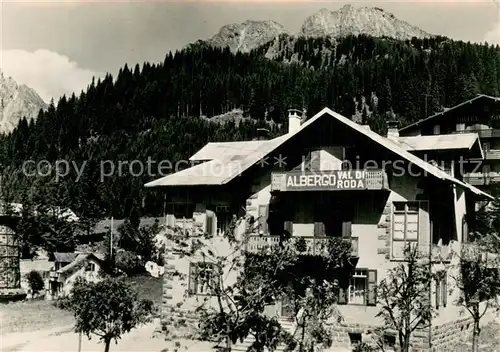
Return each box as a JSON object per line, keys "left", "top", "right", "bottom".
{"left": 206, "top": 20, "right": 291, "bottom": 53}
{"left": 206, "top": 5, "right": 433, "bottom": 53}
{"left": 0, "top": 70, "right": 47, "bottom": 134}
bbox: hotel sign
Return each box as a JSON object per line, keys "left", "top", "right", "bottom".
{"left": 271, "top": 170, "right": 373, "bottom": 192}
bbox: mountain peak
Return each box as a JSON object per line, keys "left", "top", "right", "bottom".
{"left": 206, "top": 19, "right": 290, "bottom": 53}
{"left": 204, "top": 5, "right": 433, "bottom": 53}
{"left": 301, "top": 5, "right": 432, "bottom": 40}
{"left": 0, "top": 69, "right": 47, "bottom": 133}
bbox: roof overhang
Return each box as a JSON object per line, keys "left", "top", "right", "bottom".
{"left": 144, "top": 108, "right": 493, "bottom": 200}
{"left": 400, "top": 94, "right": 500, "bottom": 133}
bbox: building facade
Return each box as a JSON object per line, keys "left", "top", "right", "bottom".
{"left": 146, "top": 107, "right": 493, "bottom": 351}
{"left": 399, "top": 94, "right": 500, "bottom": 190}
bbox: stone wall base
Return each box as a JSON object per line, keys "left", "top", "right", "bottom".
{"left": 328, "top": 317, "right": 474, "bottom": 352}
{"left": 160, "top": 308, "right": 475, "bottom": 351}
{"left": 160, "top": 307, "right": 201, "bottom": 340}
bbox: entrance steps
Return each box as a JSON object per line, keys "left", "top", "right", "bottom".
{"left": 231, "top": 317, "right": 297, "bottom": 352}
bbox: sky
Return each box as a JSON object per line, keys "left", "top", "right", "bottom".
{"left": 1, "top": 0, "right": 500, "bottom": 103}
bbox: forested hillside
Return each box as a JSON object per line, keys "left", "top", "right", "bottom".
{"left": 1, "top": 34, "right": 499, "bottom": 219}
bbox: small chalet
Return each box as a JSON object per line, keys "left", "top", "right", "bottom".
{"left": 145, "top": 107, "right": 493, "bottom": 351}
{"left": 47, "top": 252, "right": 104, "bottom": 299}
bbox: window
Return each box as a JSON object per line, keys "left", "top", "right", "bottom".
{"left": 349, "top": 270, "right": 367, "bottom": 304}
{"left": 462, "top": 216, "right": 469, "bottom": 243}
{"left": 392, "top": 202, "right": 419, "bottom": 259}
{"left": 483, "top": 142, "right": 490, "bottom": 153}
{"left": 188, "top": 262, "right": 218, "bottom": 295}
{"left": 383, "top": 334, "right": 396, "bottom": 351}
{"left": 258, "top": 205, "right": 269, "bottom": 234}
{"left": 433, "top": 125, "right": 440, "bottom": 135}
{"left": 456, "top": 123, "right": 465, "bottom": 132}
{"left": 85, "top": 263, "right": 95, "bottom": 272}
{"left": 349, "top": 333, "right": 362, "bottom": 347}
{"left": 435, "top": 271, "right": 448, "bottom": 308}
{"left": 342, "top": 269, "right": 377, "bottom": 306}
{"left": 216, "top": 207, "right": 232, "bottom": 235}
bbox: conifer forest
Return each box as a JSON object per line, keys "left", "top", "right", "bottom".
{"left": 1, "top": 34, "right": 500, "bottom": 219}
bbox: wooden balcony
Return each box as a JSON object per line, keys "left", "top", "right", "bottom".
{"left": 271, "top": 170, "right": 389, "bottom": 192}
{"left": 246, "top": 235, "right": 359, "bottom": 257}
{"left": 485, "top": 150, "right": 500, "bottom": 160}
{"left": 463, "top": 172, "right": 500, "bottom": 186}
{"left": 454, "top": 128, "right": 500, "bottom": 138}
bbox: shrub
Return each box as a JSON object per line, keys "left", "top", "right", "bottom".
{"left": 26, "top": 270, "right": 44, "bottom": 296}
{"left": 114, "top": 250, "right": 145, "bottom": 276}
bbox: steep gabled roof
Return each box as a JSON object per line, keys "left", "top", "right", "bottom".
{"left": 400, "top": 94, "right": 500, "bottom": 132}
{"left": 52, "top": 252, "right": 78, "bottom": 263}
{"left": 145, "top": 135, "right": 288, "bottom": 187}
{"left": 397, "top": 133, "right": 483, "bottom": 158}
{"left": 189, "top": 140, "right": 268, "bottom": 161}
{"left": 145, "top": 107, "right": 493, "bottom": 200}
{"left": 57, "top": 253, "right": 103, "bottom": 275}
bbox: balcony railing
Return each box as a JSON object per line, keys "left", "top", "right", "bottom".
{"left": 246, "top": 235, "right": 359, "bottom": 257}
{"left": 463, "top": 172, "right": 500, "bottom": 186}
{"left": 454, "top": 128, "right": 500, "bottom": 138}
{"left": 485, "top": 150, "right": 500, "bottom": 160}
{"left": 271, "top": 170, "right": 389, "bottom": 192}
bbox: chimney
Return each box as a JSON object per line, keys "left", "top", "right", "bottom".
{"left": 288, "top": 109, "right": 304, "bottom": 134}
{"left": 386, "top": 120, "right": 399, "bottom": 140}
{"left": 256, "top": 128, "right": 270, "bottom": 141}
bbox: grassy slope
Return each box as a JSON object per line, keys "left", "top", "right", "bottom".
{"left": 0, "top": 275, "right": 163, "bottom": 334}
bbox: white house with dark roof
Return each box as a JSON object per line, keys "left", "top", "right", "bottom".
{"left": 145, "top": 107, "right": 493, "bottom": 351}
{"left": 46, "top": 252, "right": 104, "bottom": 299}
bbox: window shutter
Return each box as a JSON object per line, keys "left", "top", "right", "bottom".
{"left": 442, "top": 273, "right": 448, "bottom": 307}
{"left": 284, "top": 221, "right": 293, "bottom": 234}
{"left": 342, "top": 221, "right": 352, "bottom": 238}
{"left": 205, "top": 213, "right": 213, "bottom": 236}
{"left": 366, "top": 270, "right": 378, "bottom": 306}
{"left": 259, "top": 205, "right": 269, "bottom": 234}
{"left": 314, "top": 222, "right": 325, "bottom": 236}
{"left": 462, "top": 217, "right": 469, "bottom": 243}
{"left": 188, "top": 263, "right": 198, "bottom": 295}
{"left": 418, "top": 201, "right": 430, "bottom": 256}
{"left": 435, "top": 278, "right": 441, "bottom": 309}
{"left": 338, "top": 287, "right": 347, "bottom": 305}
{"left": 311, "top": 150, "right": 321, "bottom": 171}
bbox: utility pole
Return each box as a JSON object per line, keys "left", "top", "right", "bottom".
{"left": 110, "top": 217, "right": 113, "bottom": 260}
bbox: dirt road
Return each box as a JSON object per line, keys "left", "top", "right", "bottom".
{"left": 1, "top": 317, "right": 213, "bottom": 352}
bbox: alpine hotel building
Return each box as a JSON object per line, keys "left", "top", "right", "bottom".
{"left": 145, "top": 106, "right": 494, "bottom": 351}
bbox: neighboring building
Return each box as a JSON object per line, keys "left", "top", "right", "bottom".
{"left": 399, "top": 94, "right": 500, "bottom": 190}
{"left": 20, "top": 251, "right": 52, "bottom": 294}
{"left": 46, "top": 252, "right": 104, "bottom": 299}
{"left": 145, "top": 107, "right": 493, "bottom": 351}
{"left": 0, "top": 204, "right": 78, "bottom": 301}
